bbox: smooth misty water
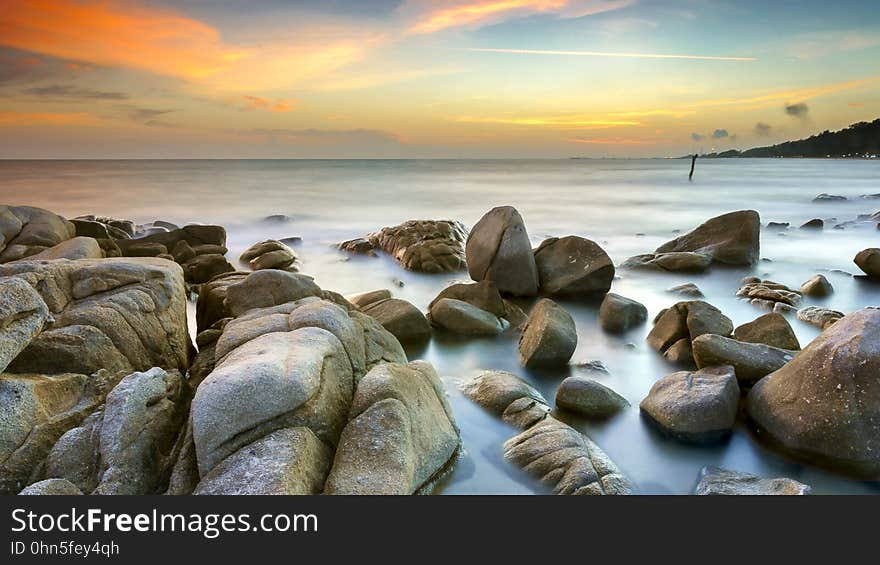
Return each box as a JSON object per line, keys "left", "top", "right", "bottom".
{"left": 2, "top": 158, "right": 879, "bottom": 495}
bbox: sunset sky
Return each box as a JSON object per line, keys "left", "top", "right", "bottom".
{"left": 1, "top": 0, "right": 878, "bottom": 158}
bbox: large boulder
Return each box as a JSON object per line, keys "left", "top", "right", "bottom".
{"left": 0, "top": 277, "right": 51, "bottom": 373}
{"left": 44, "top": 368, "right": 189, "bottom": 495}
{"left": 0, "top": 370, "right": 121, "bottom": 494}
{"left": 466, "top": 206, "right": 538, "bottom": 296}
{"left": 428, "top": 298, "right": 505, "bottom": 335}
{"left": 533, "top": 236, "right": 614, "bottom": 296}
{"left": 518, "top": 299, "right": 577, "bottom": 368}
{"left": 194, "top": 272, "right": 248, "bottom": 332}
{"left": 340, "top": 220, "right": 468, "bottom": 273}
{"left": 694, "top": 466, "right": 810, "bottom": 495}
{"left": 746, "top": 308, "right": 880, "bottom": 477}
{"left": 25, "top": 237, "right": 103, "bottom": 261}
{"left": 640, "top": 365, "right": 740, "bottom": 442}
{"left": 598, "top": 293, "right": 647, "bottom": 334}
{"left": 800, "top": 274, "right": 833, "bottom": 297}
{"left": 194, "top": 427, "right": 331, "bottom": 495}
{"left": 654, "top": 210, "right": 760, "bottom": 266}
{"left": 555, "top": 376, "right": 629, "bottom": 418}
{"left": 733, "top": 312, "right": 800, "bottom": 350}
{"left": 181, "top": 253, "right": 234, "bottom": 284}
{"left": 503, "top": 417, "right": 632, "bottom": 495}
{"left": 240, "top": 240, "right": 297, "bottom": 271}
{"left": 223, "top": 270, "right": 322, "bottom": 317}
{"left": 324, "top": 361, "right": 460, "bottom": 495}
{"left": 428, "top": 280, "right": 523, "bottom": 329}
{"left": 646, "top": 301, "right": 733, "bottom": 364}
{"left": 854, "top": 248, "right": 880, "bottom": 279}
{"left": 0, "top": 205, "right": 75, "bottom": 263}
{"left": 692, "top": 334, "right": 794, "bottom": 385}
{"left": 0, "top": 258, "right": 192, "bottom": 375}
{"left": 192, "top": 328, "right": 354, "bottom": 475}
{"left": 360, "top": 298, "right": 431, "bottom": 342}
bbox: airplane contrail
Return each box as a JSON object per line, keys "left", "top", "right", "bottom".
{"left": 461, "top": 47, "right": 757, "bottom": 62}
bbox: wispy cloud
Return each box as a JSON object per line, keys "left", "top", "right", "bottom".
{"left": 20, "top": 84, "right": 128, "bottom": 100}
{"left": 241, "top": 95, "right": 296, "bottom": 112}
{"left": 460, "top": 47, "right": 757, "bottom": 62}
{"left": 0, "top": 110, "right": 96, "bottom": 126}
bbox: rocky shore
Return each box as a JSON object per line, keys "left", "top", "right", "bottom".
{"left": 2, "top": 200, "right": 879, "bottom": 496}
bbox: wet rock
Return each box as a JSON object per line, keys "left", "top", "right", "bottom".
{"left": 429, "top": 280, "right": 506, "bottom": 317}
{"left": 0, "top": 258, "right": 192, "bottom": 375}
{"left": 736, "top": 279, "right": 802, "bottom": 308}
{"left": 71, "top": 219, "right": 130, "bottom": 241}
{"left": 533, "top": 236, "right": 614, "bottom": 295}
{"left": 466, "top": 206, "right": 538, "bottom": 296}
{"left": 692, "top": 334, "right": 794, "bottom": 386}
{"left": 666, "top": 283, "right": 704, "bottom": 298}
{"left": 640, "top": 365, "right": 740, "bottom": 442}
{"left": 734, "top": 312, "right": 800, "bottom": 350}
{"left": 195, "top": 427, "right": 331, "bottom": 495}
{"left": 361, "top": 298, "right": 431, "bottom": 342}
{"left": 18, "top": 478, "right": 83, "bottom": 495}
{"left": 694, "top": 466, "right": 810, "bottom": 495}
{"left": 599, "top": 293, "right": 647, "bottom": 334}
{"left": 25, "top": 237, "right": 103, "bottom": 261}
{"left": 518, "top": 299, "right": 577, "bottom": 368}
{"left": 124, "top": 241, "right": 168, "bottom": 257}
{"left": 664, "top": 338, "right": 694, "bottom": 365}
{"left": 194, "top": 272, "right": 248, "bottom": 332}
{"left": 182, "top": 254, "right": 234, "bottom": 284}
{"left": 460, "top": 370, "right": 548, "bottom": 423}
{"left": 118, "top": 224, "right": 226, "bottom": 256}
{"left": 765, "top": 222, "right": 789, "bottom": 231}
{"left": 813, "top": 193, "right": 847, "bottom": 202}
{"left": 0, "top": 370, "right": 121, "bottom": 495}
{"left": 621, "top": 252, "right": 712, "bottom": 273}
{"left": 240, "top": 240, "right": 297, "bottom": 271}
{"left": 0, "top": 205, "right": 75, "bottom": 263}
{"left": 555, "top": 377, "right": 629, "bottom": 418}
{"left": 192, "top": 328, "right": 354, "bottom": 475}
{"left": 170, "top": 240, "right": 196, "bottom": 263}
{"left": 747, "top": 308, "right": 880, "bottom": 477}
{"left": 800, "top": 274, "right": 834, "bottom": 297}
{"left": 0, "top": 277, "right": 51, "bottom": 373}
{"left": 346, "top": 289, "right": 391, "bottom": 309}
{"left": 646, "top": 301, "right": 733, "bottom": 364}
{"left": 223, "top": 270, "right": 322, "bottom": 317}
{"left": 341, "top": 220, "right": 468, "bottom": 273}
{"left": 796, "top": 306, "right": 844, "bottom": 329}
{"left": 428, "top": 298, "right": 505, "bottom": 335}
{"left": 854, "top": 248, "right": 880, "bottom": 279}
{"left": 800, "top": 218, "right": 824, "bottom": 230}
{"left": 653, "top": 210, "right": 760, "bottom": 266}
{"left": 503, "top": 417, "right": 632, "bottom": 495}
{"left": 324, "top": 361, "right": 460, "bottom": 495}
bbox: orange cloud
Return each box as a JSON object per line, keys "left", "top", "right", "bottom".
{"left": 0, "top": 0, "right": 245, "bottom": 80}
{"left": 0, "top": 111, "right": 96, "bottom": 126}
{"left": 410, "top": 0, "right": 567, "bottom": 34}
{"left": 242, "top": 96, "right": 297, "bottom": 113}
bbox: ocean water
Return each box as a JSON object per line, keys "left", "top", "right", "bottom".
{"left": 1, "top": 158, "right": 879, "bottom": 495}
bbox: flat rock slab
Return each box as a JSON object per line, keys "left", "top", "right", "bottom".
{"left": 694, "top": 465, "right": 810, "bottom": 495}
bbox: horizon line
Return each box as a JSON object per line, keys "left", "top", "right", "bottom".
{"left": 461, "top": 48, "right": 758, "bottom": 62}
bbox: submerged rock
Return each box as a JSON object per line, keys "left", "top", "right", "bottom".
{"left": 555, "top": 376, "right": 629, "bottom": 418}
{"left": 466, "top": 206, "right": 538, "bottom": 296}
{"left": 733, "top": 312, "right": 800, "bottom": 350}
{"left": 460, "top": 370, "right": 549, "bottom": 429}
{"left": 800, "top": 218, "right": 824, "bottom": 230}
{"left": 692, "top": 334, "right": 794, "bottom": 385}
{"left": 796, "top": 306, "right": 844, "bottom": 329}
{"left": 361, "top": 297, "right": 432, "bottom": 342}
{"left": 694, "top": 466, "right": 810, "bottom": 495}
{"left": 747, "top": 308, "right": 880, "bottom": 477}
{"left": 340, "top": 220, "right": 468, "bottom": 273}
{"left": 800, "top": 274, "right": 834, "bottom": 297}
{"left": 813, "top": 193, "right": 847, "bottom": 202}
{"left": 503, "top": 417, "right": 632, "bottom": 495}
{"left": 654, "top": 210, "right": 760, "bottom": 266}
{"left": 646, "top": 300, "right": 733, "bottom": 364}
{"left": 324, "top": 361, "right": 460, "bottom": 495}
{"left": 666, "top": 283, "right": 704, "bottom": 298}
{"left": 854, "top": 248, "right": 880, "bottom": 279}
{"left": 598, "top": 293, "right": 647, "bottom": 334}
{"left": 621, "top": 251, "right": 712, "bottom": 273}
{"left": 533, "top": 236, "right": 614, "bottom": 296}
{"left": 518, "top": 299, "right": 577, "bottom": 368}
{"left": 640, "top": 365, "right": 740, "bottom": 443}
{"left": 736, "top": 279, "right": 802, "bottom": 310}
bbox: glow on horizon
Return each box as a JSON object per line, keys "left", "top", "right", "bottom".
{"left": 460, "top": 47, "right": 758, "bottom": 62}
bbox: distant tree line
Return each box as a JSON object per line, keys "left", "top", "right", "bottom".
{"left": 698, "top": 118, "right": 880, "bottom": 158}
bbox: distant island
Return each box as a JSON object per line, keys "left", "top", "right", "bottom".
{"left": 695, "top": 118, "right": 880, "bottom": 159}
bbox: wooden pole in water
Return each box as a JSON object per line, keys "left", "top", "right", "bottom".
{"left": 689, "top": 154, "right": 697, "bottom": 181}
